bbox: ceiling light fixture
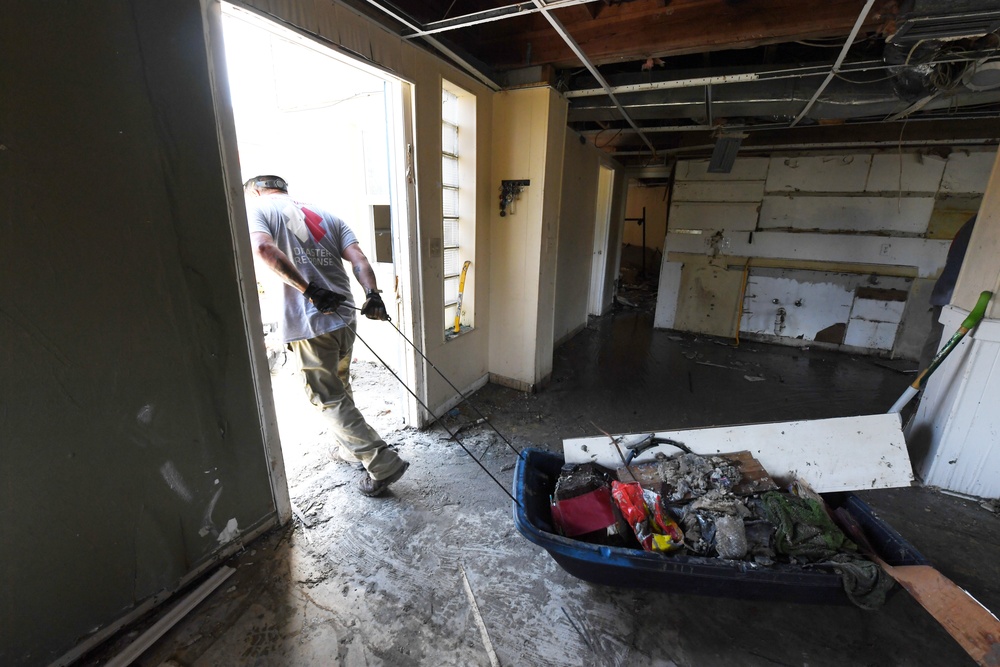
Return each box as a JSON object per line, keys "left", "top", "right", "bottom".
{"left": 707, "top": 132, "right": 746, "bottom": 173}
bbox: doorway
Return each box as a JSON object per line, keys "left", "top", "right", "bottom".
{"left": 617, "top": 178, "right": 668, "bottom": 313}
{"left": 589, "top": 164, "right": 615, "bottom": 316}
{"left": 221, "top": 5, "right": 420, "bottom": 481}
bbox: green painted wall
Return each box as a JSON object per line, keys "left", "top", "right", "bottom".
{"left": 1, "top": 2, "right": 276, "bottom": 663}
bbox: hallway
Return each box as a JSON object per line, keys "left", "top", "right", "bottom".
{"left": 83, "top": 311, "right": 1000, "bottom": 667}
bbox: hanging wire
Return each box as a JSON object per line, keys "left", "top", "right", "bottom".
{"left": 594, "top": 126, "right": 624, "bottom": 149}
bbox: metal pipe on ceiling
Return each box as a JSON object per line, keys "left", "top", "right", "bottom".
{"left": 356, "top": 0, "right": 501, "bottom": 90}
{"left": 609, "top": 136, "right": 998, "bottom": 156}
{"left": 405, "top": 0, "right": 602, "bottom": 38}
{"left": 563, "top": 54, "right": 999, "bottom": 99}
{"left": 529, "top": 0, "right": 657, "bottom": 154}
{"left": 789, "top": 0, "right": 877, "bottom": 126}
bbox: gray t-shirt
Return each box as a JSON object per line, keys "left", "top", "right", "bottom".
{"left": 247, "top": 194, "right": 358, "bottom": 342}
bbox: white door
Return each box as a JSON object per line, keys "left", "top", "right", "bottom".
{"left": 589, "top": 165, "right": 615, "bottom": 315}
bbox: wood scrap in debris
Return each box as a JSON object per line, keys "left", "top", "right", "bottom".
{"left": 620, "top": 450, "right": 778, "bottom": 499}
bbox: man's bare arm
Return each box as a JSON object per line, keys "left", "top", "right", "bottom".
{"left": 341, "top": 242, "right": 379, "bottom": 293}
{"left": 251, "top": 231, "right": 308, "bottom": 293}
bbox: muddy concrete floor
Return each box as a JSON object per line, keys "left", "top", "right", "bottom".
{"left": 85, "top": 310, "right": 1000, "bottom": 667}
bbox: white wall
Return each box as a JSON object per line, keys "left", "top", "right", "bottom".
{"left": 656, "top": 149, "right": 996, "bottom": 356}
{"left": 488, "top": 87, "right": 566, "bottom": 390}
{"left": 908, "top": 149, "right": 1000, "bottom": 497}
{"left": 554, "top": 132, "right": 603, "bottom": 344}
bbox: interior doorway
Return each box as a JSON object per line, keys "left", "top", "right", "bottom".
{"left": 221, "top": 5, "right": 419, "bottom": 481}
{"left": 617, "top": 177, "right": 668, "bottom": 313}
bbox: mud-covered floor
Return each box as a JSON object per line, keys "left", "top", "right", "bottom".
{"left": 85, "top": 310, "right": 1000, "bottom": 667}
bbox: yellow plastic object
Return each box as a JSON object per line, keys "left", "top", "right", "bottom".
{"left": 453, "top": 260, "right": 471, "bottom": 333}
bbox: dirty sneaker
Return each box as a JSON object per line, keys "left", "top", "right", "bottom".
{"left": 358, "top": 461, "right": 409, "bottom": 497}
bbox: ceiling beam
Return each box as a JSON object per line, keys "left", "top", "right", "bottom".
{"left": 460, "top": 0, "right": 897, "bottom": 70}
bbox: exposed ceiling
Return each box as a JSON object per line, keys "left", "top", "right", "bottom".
{"left": 346, "top": 0, "right": 1000, "bottom": 171}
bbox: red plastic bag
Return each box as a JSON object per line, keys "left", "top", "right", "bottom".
{"left": 611, "top": 481, "right": 684, "bottom": 552}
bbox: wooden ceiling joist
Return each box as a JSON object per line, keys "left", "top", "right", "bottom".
{"left": 454, "top": 0, "right": 897, "bottom": 70}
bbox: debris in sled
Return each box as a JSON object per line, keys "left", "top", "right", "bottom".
{"left": 611, "top": 481, "right": 684, "bottom": 553}
{"left": 551, "top": 463, "right": 630, "bottom": 546}
{"left": 546, "top": 447, "right": 892, "bottom": 609}
{"left": 714, "top": 515, "right": 748, "bottom": 560}
{"left": 622, "top": 451, "right": 777, "bottom": 500}
{"left": 678, "top": 488, "right": 753, "bottom": 557}
{"left": 563, "top": 414, "right": 915, "bottom": 493}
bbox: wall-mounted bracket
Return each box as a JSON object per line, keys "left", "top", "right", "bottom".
{"left": 499, "top": 179, "right": 530, "bottom": 217}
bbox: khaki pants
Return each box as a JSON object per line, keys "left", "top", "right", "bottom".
{"left": 288, "top": 326, "right": 404, "bottom": 481}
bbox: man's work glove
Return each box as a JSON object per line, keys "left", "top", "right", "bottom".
{"left": 304, "top": 281, "right": 345, "bottom": 314}
{"left": 360, "top": 289, "right": 389, "bottom": 321}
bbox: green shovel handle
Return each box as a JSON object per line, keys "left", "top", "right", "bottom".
{"left": 960, "top": 290, "right": 993, "bottom": 332}
{"left": 914, "top": 290, "right": 994, "bottom": 390}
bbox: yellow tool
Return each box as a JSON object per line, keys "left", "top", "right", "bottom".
{"left": 453, "top": 260, "right": 471, "bottom": 334}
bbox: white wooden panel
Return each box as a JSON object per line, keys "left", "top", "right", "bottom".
{"left": 676, "top": 157, "right": 770, "bottom": 181}
{"left": 866, "top": 153, "right": 946, "bottom": 193}
{"left": 666, "top": 230, "right": 951, "bottom": 278}
{"left": 850, "top": 298, "right": 906, "bottom": 323}
{"left": 740, "top": 271, "right": 854, "bottom": 338}
{"left": 759, "top": 195, "right": 934, "bottom": 233}
{"left": 940, "top": 150, "right": 998, "bottom": 194}
{"left": 563, "top": 414, "right": 914, "bottom": 492}
{"left": 766, "top": 154, "right": 872, "bottom": 193}
{"left": 673, "top": 180, "right": 766, "bottom": 203}
{"left": 669, "top": 202, "right": 758, "bottom": 230}
{"left": 844, "top": 319, "right": 898, "bottom": 350}
{"left": 914, "top": 307, "right": 1000, "bottom": 497}
{"left": 653, "top": 261, "right": 683, "bottom": 329}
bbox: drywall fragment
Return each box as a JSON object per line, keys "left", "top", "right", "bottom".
{"left": 217, "top": 518, "right": 239, "bottom": 544}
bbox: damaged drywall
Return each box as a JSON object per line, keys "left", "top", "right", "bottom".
{"left": 1, "top": 2, "right": 276, "bottom": 664}
{"left": 657, "top": 149, "right": 996, "bottom": 358}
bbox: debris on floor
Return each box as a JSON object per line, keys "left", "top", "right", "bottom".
{"left": 547, "top": 448, "right": 894, "bottom": 609}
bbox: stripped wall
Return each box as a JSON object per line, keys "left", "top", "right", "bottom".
{"left": 655, "top": 149, "right": 996, "bottom": 358}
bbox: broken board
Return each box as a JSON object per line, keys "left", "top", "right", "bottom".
{"left": 621, "top": 451, "right": 778, "bottom": 498}
{"left": 564, "top": 414, "right": 913, "bottom": 493}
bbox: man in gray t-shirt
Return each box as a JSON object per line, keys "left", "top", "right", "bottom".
{"left": 244, "top": 175, "right": 408, "bottom": 497}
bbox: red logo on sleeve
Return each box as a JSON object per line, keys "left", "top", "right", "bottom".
{"left": 300, "top": 207, "right": 327, "bottom": 243}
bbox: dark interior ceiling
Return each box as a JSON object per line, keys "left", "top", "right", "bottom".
{"left": 345, "top": 0, "right": 1000, "bottom": 170}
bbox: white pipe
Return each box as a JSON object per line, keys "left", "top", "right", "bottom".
{"left": 888, "top": 386, "right": 919, "bottom": 414}
{"left": 356, "top": 0, "right": 501, "bottom": 91}
{"left": 790, "top": 0, "right": 877, "bottom": 127}
{"left": 407, "top": 0, "right": 601, "bottom": 38}
{"left": 530, "top": 0, "right": 657, "bottom": 154}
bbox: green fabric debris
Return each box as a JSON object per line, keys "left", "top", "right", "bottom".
{"left": 757, "top": 491, "right": 892, "bottom": 610}
{"left": 759, "top": 491, "right": 855, "bottom": 560}
{"left": 827, "top": 558, "right": 895, "bottom": 611}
